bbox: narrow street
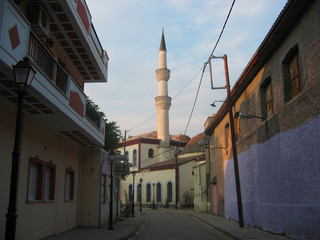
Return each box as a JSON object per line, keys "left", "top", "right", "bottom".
{"left": 132, "top": 210, "right": 233, "bottom": 240}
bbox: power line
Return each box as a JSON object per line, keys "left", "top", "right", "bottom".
{"left": 183, "top": 0, "right": 236, "bottom": 136}
{"left": 127, "top": 66, "right": 203, "bottom": 133}
{"left": 183, "top": 66, "right": 206, "bottom": 135}
{"left": 128, "top": 0, "right": 236, "bottom": 135}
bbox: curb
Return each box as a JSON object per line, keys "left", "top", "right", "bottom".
{"left": 183, "top": 212, "right": 241, "bottom": 240}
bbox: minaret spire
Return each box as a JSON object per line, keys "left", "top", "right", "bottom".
{"left": 159, "top": 28, "right": 167, "bottom": 51}
{"left": 155, "top": 29, "right": 171, "bottom": 149}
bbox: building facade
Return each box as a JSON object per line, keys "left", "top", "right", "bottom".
{"left": 205, "top": 0, "right": 320, "bottom": 239}
{"left": 0, "top": 0, "right": 122, "bottom": 239}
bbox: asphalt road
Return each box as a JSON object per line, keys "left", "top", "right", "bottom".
{"left": 132, "top": 210, "right": 233, "bottom": 240}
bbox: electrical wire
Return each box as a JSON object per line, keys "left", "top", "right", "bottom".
{"left": 127, "top": 66, "right": 203, "bottom": 133}
{"left": 127, "top": 0, "right": 236, "bottom": 135}
{"left": 182, "top": 0, "right": 236, "bottom": 136}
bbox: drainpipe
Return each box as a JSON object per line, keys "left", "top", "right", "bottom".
{"left": 98, "top": 151, "right": 106, "bottom": 228}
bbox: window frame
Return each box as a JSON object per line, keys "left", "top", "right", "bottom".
{"left": 101, "top": 174, "right": 107, "bottom": 204}
{"left": 146, "top": 183, "right": 151, "bottom": 202}
{"left": 27, "top": 158, "right": 44, "bottom": 203}
{"left": 166, "top": 181, "right": 173, "bottom": 203}
{"left": 128, "top": 184, "right": 133, "bottom": 203}
{"left": 148, "top": 148, "right": 154, "bottom": 158}
{"left": 133, "top": 149, "right": 137, "bottom": 167}
{"left": 260, "top": 76, "right": 273, "bottom": 119}
{"left": 65, "top": 168, "right": 75, "bottom": 202}
{"left": 282, "top": 45, "right": 302, "bottom": 102}
{"left": 156, "top": 182, "right": 162, "bottom": 203}
{"left": 44, "top": 162, "right": 56, "bottom": 202}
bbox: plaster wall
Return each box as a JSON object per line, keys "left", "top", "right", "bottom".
{"left": 0, "top": 98, "right": 81, "bottom": 239}
{"left": 121, "top": 169, "right": 175, "bottom": 206}
{"left": 179, "top": 161, "right": 196, "bottom": 205}
{"left": 193, "top": 163, "right": 207, "bottom": 212}
{"left": 225, "top": 115, "right": 320, "bottom": 240}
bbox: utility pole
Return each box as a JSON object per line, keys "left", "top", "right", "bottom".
{"left": 210, "top": 54, "right": 244, "bottom": 228}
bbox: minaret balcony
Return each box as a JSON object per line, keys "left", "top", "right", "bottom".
{"left": 155, "top": 96, "right": 172, "bottom": 110}
{"left": 156, "top": 68, "right": 170, "bottom": 82}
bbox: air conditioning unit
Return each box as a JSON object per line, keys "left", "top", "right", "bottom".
{"left": 29, "top": 4, "right": 50, "bottom": 37}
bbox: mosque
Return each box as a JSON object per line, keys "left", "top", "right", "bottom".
{"left": 119, "top": 30, "right": 205, "bottom": 209}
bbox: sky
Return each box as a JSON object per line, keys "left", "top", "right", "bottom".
{"left": 84, "top": 0, "right": 287, "bottom": 139}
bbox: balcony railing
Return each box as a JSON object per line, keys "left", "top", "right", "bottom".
{"left": 85, "top": 100, "right": 102, "bottom": 129}
{"left": 28, "top": 31, "right": 103, "bottom": 131}
{"left": 114, "top": 160, "right": 130, "bottom": 177}
{"left": 28, "top": 32, "right": 68, "bottom": 95}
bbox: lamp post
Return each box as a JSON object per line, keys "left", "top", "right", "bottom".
{"left": 5, "top": 58, "right": 36, "bottom": 240}
{"left": 152, "top": 183, "right": 155, "bottom": 208}
{"left": 139, "top": 178, "right": 143, "bottom": 213}
{"left": 108, "top": 151, "right": 115, "bottom": 230}
{"left": 131, "top": 171, "right": 136, "bottom": 217}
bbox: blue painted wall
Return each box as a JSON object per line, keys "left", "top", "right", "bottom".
{"left": 225, "top": 115, "right": 320, "bottom": 240}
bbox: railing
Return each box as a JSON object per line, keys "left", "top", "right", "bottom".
{"left": 85, "top": 100, "right": 101, "bottom": 129}
{"left": 28, "top": 32, "right": 68, "bottom": 94}
{"left": 114, "top": 160, "right": 130, "bottom": 176}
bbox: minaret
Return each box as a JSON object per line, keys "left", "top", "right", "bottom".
{"left": 155, "top": 29, "right": 171, "bottom": 147}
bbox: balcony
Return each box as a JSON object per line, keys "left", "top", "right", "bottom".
{"left": 0, "top": 0, "right": 105, "bottom": 147}
{"left": 114, "top": 160, "right": 130, "bottom": 177}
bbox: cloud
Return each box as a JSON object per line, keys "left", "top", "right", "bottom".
{"left": 84, "top": 0, "right": 287, "bottom": 137}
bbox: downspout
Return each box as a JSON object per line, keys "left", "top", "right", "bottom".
{"left": 98, "top": 151, "right": 106, "bottom": 228}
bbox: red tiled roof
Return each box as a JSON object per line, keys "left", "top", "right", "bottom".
{"left": 180, "top": 132, "right": 206, "bottom": 154}
{"left": 124, "top": 131, "right": 190, "bottom": 143}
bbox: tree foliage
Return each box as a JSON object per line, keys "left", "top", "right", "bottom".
{"left": 86, "top": 97, "right": 122, "bottom": 151}
{"left": 104, "top": 120, "right": 122, "bottom": 151}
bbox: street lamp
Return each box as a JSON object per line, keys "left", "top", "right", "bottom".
{"left": 210, "top": 100, "right": 224, "bottom": 107}
{"left": 236, "top": 112, "right": 265, "bottom": 120}
{"left": 108, "top": 151, "right": 115, "bottom": 230}
{"left": 139, "top": 178, "right": 143, "bottom": 213}
{"left": 5, "top": 58, "right": 36, "bottom": 240}
{"left": 131, "top": 171, "right": 136, "bottom": 217}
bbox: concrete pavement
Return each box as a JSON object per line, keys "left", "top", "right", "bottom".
{"left": 183, "top": 210, "right": 291, "bottom": 240}
{"left": 43, "top": 211, "right": 145, "bottom": 240}
{"left": 43, "top": 209, "right": 292, "bottom": 240}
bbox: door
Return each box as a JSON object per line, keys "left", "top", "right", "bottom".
{"left": 212, "top": 184, "right": 218, "bottom": 215}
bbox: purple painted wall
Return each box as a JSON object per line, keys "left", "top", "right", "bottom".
{"left": 225, "top": 115, "right": 320, "bottom": 240}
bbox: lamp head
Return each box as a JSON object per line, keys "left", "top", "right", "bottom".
{"left": 13, "top": 58, "right": 36, "bottom": 89}
{"left": 108, "top": 150, "right": 115, "bottom": 162}
{"left": 139, "top": 178, "right": 143, "bottom": 184}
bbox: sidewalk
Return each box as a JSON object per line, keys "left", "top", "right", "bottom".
{"left": 44, "top": 209, "right": 292, "bottom": 240}
{"left": 184, "top": 210, "right": 291, "bottom": 240}
{"left": 43, "top": 211, "right": 145, "bottom": 240}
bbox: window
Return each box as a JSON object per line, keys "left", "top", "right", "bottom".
{"left": 148, "top": 148, "right": 154, "bottom": 158}
{"left": 65, "top": 168, "right": 75, "bottom": 201}
{"left": 261, "top": 77, "right": 273, "bottom": 119}
{"left": 27, "top": 158, "right": 55, "bottom": 202}
{"left": 283, "top": 45, "right": 302, "bottom": 102}
{"left": 27, "top": 159, "right": 44, "bottom": 202}
{"left": 44, "top": 163, "right": 56, "bottom": 201}
{"left": 133, "top": 150, "right": 137, "bottom": 167}
{"left": 101, "top": 174, "right": 107, "bottom": 203}
{"left": 137, "top": 183, "right": 142, "bottom": 202}
{"left": 167, "top": 182, "right": 173, "bottom": 203}
{"left": 224, "top": 123, "right": 230, "bottom": 149}
{"left": 234, "top": 111, "right": 240, "bottom": 141}
{"left": 128, "top": 184, "right": 133, "bottom": 203}
{"left": 146, "top": 183, "right": 151, "bottom": 202}
{"left": 156, "top": 183, "right": 162, "bottom": 203}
